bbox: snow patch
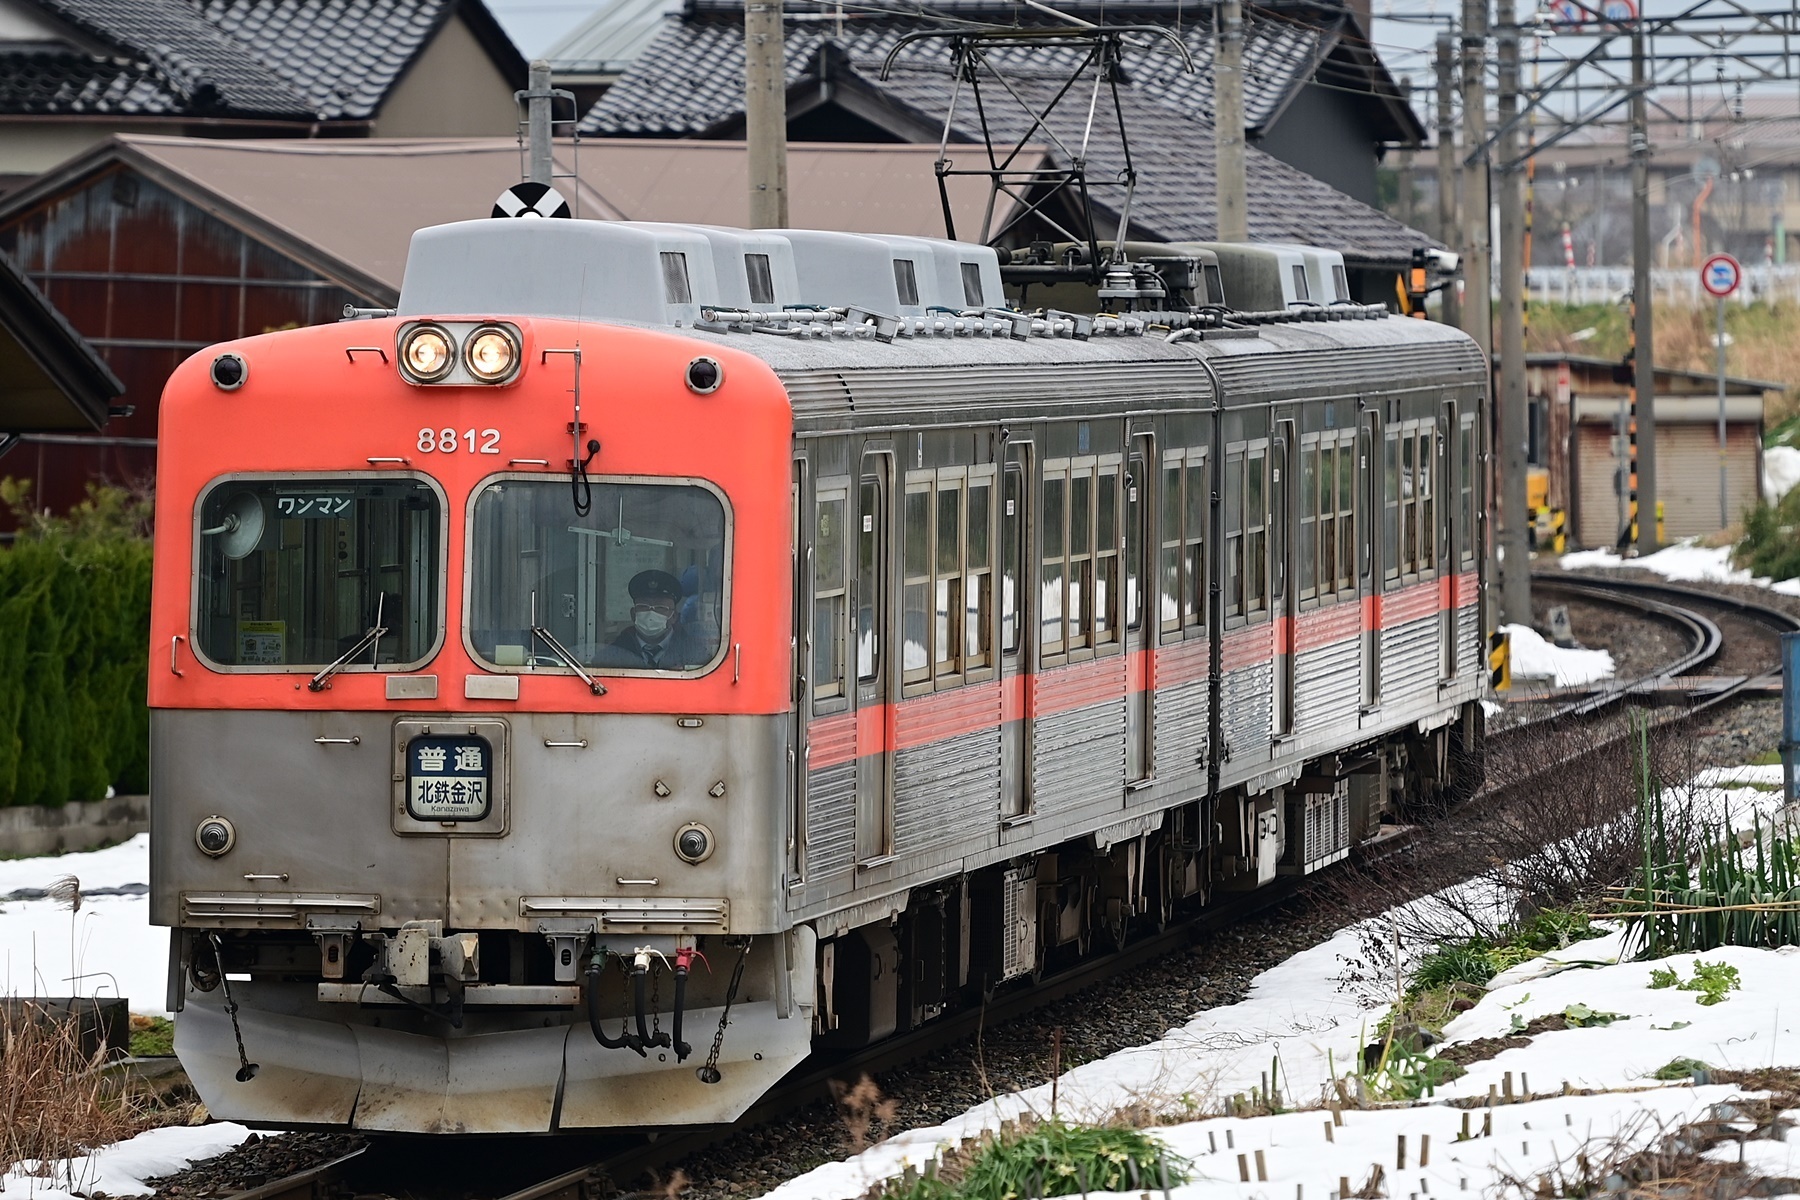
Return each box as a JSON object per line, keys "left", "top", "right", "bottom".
{"left": 1502, "top": 622, "right": 1615, "bottom": 687}
{"left": 0, "top": 1123, "right": 254, "bottom": 1200}
{"left": 1766, "top": 444, "right": 1800, "bottom": 504}
{"left": 1561, "top": 539, "right": 1800, "bottom": 597}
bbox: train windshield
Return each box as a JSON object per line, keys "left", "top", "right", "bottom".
{"left": 193, "top": 477, "right": 443, "bottom": 669}
{"left": 467, "top": 478, "right": 728, "bottom": 674}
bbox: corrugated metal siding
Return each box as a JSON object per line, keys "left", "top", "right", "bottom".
{"left": 1295, "top": 638, "right": 1360, "bottom": 735}
{"left": 1207, "top": 343, "right": 1486, "bottom": 402}
{"left": 1655, "top": 424, "right": 1762, "bottom": 539}
{"left": 1220, "top": 661, "right": 1272, "bottom": 761}
{"left": 1031, "top": 657, "right": 1127, "bottom": 813}
{"left": 1458, "top": 603, "right": 1481, "bottom": 680}
{"left": 893, "top": 685, "right": 1003, "bottom": 855}
{"left": 804, "top": 714, "right": 857, "bottom": 879}
{"left": 1152, "top": 638, "right": 1211, "bottom": 774}
{"left": 1574, "top": 422, "right": 1639, "bottom": 549}
{"left": 1379, "top": 615, "right": 1439, "bottom": 704}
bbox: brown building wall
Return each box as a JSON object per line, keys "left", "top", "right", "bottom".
{"left": 0, "top": 167, "right": 368, "bottom": 518}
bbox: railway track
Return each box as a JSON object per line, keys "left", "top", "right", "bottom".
{"left": 207, "top": 573, "right": 1794, "bottom": 1200}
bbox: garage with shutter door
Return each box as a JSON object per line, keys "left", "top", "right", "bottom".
{"left": 1524, "top": 354, "right": 1783, "bottom": 550}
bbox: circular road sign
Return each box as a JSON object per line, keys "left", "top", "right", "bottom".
{"left": 1701, "top": 253, "right": 1742, "bottom": 298}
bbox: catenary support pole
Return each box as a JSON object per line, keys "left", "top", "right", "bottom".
{"left": 1436, "top": 33, "right": 1462, "bottom": 328}
{"left": 1497, "top": 15, "right": 1530, "bottom": 626}
{"left": 745, "top": 0, "right": 789, "bottom": 228}
{"left": 1460, "top": 0, "right": 1492, "bottom": 358}
{"left": 1214, "top": 0, "right": 1248, "bottom": 242}
{"left": 1631, "top": 22, "right": 1658, "bottom": 554}
{"left": 1717, "top": 295, "right": 1728, "bottom": 529}
{"left": 526, "top": 60, "right": 553, "bottom": 186}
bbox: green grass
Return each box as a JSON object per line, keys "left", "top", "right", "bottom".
{"left": 128, "top": 1016, "right": 173, "bottom": 1057}
{"left": 879, "top": 1120, "right": 1186, "bottom": 1200}
{"left": 1651, "top": 1057, "right": 1711, "bottom": 1081}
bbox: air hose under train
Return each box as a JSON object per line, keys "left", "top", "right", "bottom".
{"left": 584, "top": 947, "right": 640, "bottom": 1055}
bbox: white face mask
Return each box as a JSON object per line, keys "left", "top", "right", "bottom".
{"left": 634, "top": 609, "right": 671, "bottom": 639}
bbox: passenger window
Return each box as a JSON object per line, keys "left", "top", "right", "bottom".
{"left": 1183, "top": 461, "right": 1205, "bottom": 626}
{"left": 1224, "top": 454, "right": 1243, "bottom": 619}
{"left": 1160, "top": 463, "right": 1183, "bottom": 633}
{"left": 966, "top": 480, "right": 993, "bottom": 667}
{"left": 1245, "top": 450, "right": 1267, "bottom": 615}
{"left": 856, "top": 477, "right": 880, "bottom": 681}
{"left": 1336, "top": 441, "right": 1355, "bottom": 593}
{"left": 1040, "top": 470, "right": 1066, "bottom": 655}
{"left": 1459, "top": 419, "right": 1476, "bottom": 564}
{"left": 1418, "top": 428, "right": 1436, "bottom": 572}
{"left": 1382, "top": 430, "right": 1401, "bottom": 582}
{"left": 1095, "top": 468, "right": 1118, "bottom": 645}
{"left": 1002, "top": 463, "right": 1024, "bottom": 654}
{"left": 903, "top": 485, "right": 931, "bottom": 684}
{"left": 935, "top": 483, "right": 963, "bottom": 677}
{"left": 813, "top": 490, "right": 848, "bottom": 704}
{"left": 1299, "top": 442, "right": 1319, "bottom": 600}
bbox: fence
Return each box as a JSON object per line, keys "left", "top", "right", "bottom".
{"left": 1524, "top": 265, "right": 1800, "bottom": 308}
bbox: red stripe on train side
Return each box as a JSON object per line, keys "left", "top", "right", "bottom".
{"left": 1220, "top": 622, "right": 1274, "bottom": 672}
{"left": 807, "top": 709, "right": 858, "bottom": 769}
{"left": 1294, "top": 601, "right": 1362, "bottom": 652}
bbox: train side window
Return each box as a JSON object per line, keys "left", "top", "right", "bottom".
{"left": 813, "top": 488, "right": 848, "bottom": 706}
{"left": 1095, "top": 465, "right": 1119, "bottom": 646}
{"left": 1068, "top": 466, "right": 1093, "bottom": 651}
{"left": 1335, "top": 438, "right": 1356, "bottom": 594}
{"left": 1183, "top": 458, "right": 1206, "bottom": 627}
{"left": 1382, "top": 429, "right": 1401, "bottom": 582}
{"left": 1001, "top": 463, "right": 1024, "bottom": 654}
{"left": 1040, "top": 466, "right": 1067, "bottom": 656}
{"left": 1299, "top": 439, "right": 1319, "bottom": 601}
{"left": 1459, "top": 416, "right": 1476, "bottom": 565}
{"left": 1224, "top": 452, "right": 1243, "bottom": 620}
{"left": 935, "top": 479, "right": 965, "bottom": 678}
{"left": 903, "top": 482, "right": 932, "bottom": 685}
{"left": 966, "top": 475, "right": 993, "bottom": 669}
{"left": 1417, "top": 427, "right": 1436, "bottom": 573}
{"left": 1160, "top": 461, "right": 1183, "bottom": 633}
{"left": 1401, "top": 431, "right": 1418, "bottom": 574}
{"left": 856, "top": 477, "right": 881, "bottom": 681}
{"left": 1245, "top": 447, "right": 1267, "bottom": 616}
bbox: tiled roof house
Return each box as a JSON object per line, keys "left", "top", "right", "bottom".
{"left": 0, "top": 0, "right": 527, "bottom": 189}
{"left": 579, "top": 0, "right": 1432, "bottom": 273}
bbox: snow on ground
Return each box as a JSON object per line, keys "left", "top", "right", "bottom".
{"left": 1561, "top": 539, "right": 1800, "bottom": 597}
{"left": 762, "top": 767, "right": 1800, "bottom": 1200}
{"left": 0, "top": 1124, "right": 254, "bottom": 1200}
{"left": 1502, "top": 622, "right": 1615, "bottom": 687}
{"left": 0, "top": 833, "right": 165, "bottom": 1016}
{"left": 1766, "top": 444, "right": 1800, "bottom": 504}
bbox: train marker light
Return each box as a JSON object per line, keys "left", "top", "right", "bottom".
{"left": 685, "top": 356, "right": 723, "bottom": 395}
{"left": 196, "top": 815, "right": 236, "bottom": 857}
{"left": 210, "top": 353, "right": 248, "bottom": 391}
{"left": 465, "top": 325, "right": 521, "bottom": 383}
{"left": 674, "top": 822, "right": 714, "bottom": 863}
{"left": 400, "top": 325, "right": 455, "bottom": 383}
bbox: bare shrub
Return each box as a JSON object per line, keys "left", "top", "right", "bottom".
{"left": 1321, "top": 711, "right": 1705, "bottom": 955}
{"left": 830, "top": 1074, "right": 901, "bottom": 1153}
{"left": 0, "top": 1000, "right": 147, "bottom": 1187}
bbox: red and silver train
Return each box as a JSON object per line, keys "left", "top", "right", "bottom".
{"left": 148, "top": 215, "right": 1488, "bottom": 1133}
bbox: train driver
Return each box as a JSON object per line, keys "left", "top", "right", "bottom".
{"left": 597, "top": 569, "right": 714, "bottom": 670}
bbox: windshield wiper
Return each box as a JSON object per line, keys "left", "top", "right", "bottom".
{"left": 530, "top": 625, "right": 607, "bottom": 695}
{"left": 309, "top": 595, "right": 387, "bottom": 693}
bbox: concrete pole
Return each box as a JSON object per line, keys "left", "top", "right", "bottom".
{"left": 1496, "top": 17, "right": 1531, "bottom": 626}
{"left": 1396, "top": 81, "right": 1416, "bottom": 230}
{"left": 745, "top": 0, "right": 789, "bottom": 228}
{"left": 527, "top": 60, "right": 553, "bottom": 187}
{"left": 1214, "top": 0, "right": 1248, "bottom": 242}
{"left": 1631, "top": 24, "right": 1659, "bottom": 554}
{"left": 1436, "top": 33, "right": 1462, "bottom": 328}
{"left": 1460, "top": 0, "right": 1492, "bottom": 359}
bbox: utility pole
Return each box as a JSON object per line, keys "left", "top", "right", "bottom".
{"left": 1630, "top": 22, "right": 1658, "bottom": 554}
{"left": 745, "top": 0, "right": 789, "bottom": 227}
{"left": 1460, "top": 0, "right": 1492, "bottom": 359}
{"left": 1496, "top": 15, "right": 1530, "bottom": 626}
{"left": 1435, "top": 33, "right": 1462, "bottom": 328}
{"left": 1396, "top": 80, "right": 1416, "bottom": 230}
{"left": 1214, "top": 0, "right": 1248, "bottom": 241}
{"left": 525, "top": 60, "right": 554, "bottom": 186}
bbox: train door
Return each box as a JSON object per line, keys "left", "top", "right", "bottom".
{"left": 1000, "top": 441, "right": 1033, "bottom": 820}
{"left": 1439, "top": 400, "right": 1458, "bottom": 682}
{"left": 1271, "top": 420, "right": 1296, "bottom": 738}
{"left": 1359, "top": 411, "right": 1381, "bottom": 708}
{"left": 1124, "top": 433, "right": 1154, "bottom": 787}
{"left": 855, "top": 452, "right": 894, "bottom": 863}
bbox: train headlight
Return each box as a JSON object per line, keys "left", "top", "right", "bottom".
{"left": 674, "top": 823, "right": 714, "bottom": 864}
{"left": 400, "top": 325, "right": 455, "bottom": 383}
{"left": 464, "top": 326, "right": 521, "bottom": 383}
{"left": 195, "top": 815, "right": 236, "bottom": 857}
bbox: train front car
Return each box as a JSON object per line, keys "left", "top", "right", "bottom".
{"left": 148, "top": 219, "right": 809, "bottom": 1133}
